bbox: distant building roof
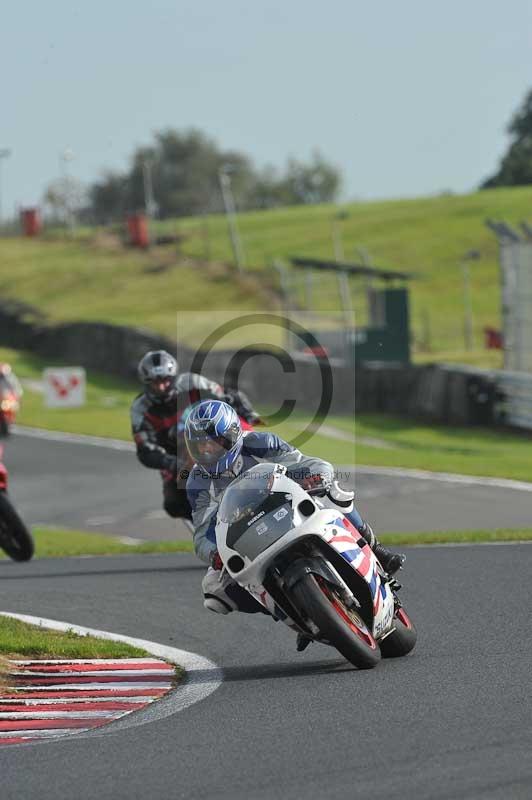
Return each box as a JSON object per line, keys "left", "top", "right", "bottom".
{"left": 290, "top": 257, "right": 417, "bottom": 281}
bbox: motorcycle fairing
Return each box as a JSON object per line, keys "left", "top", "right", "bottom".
{"left": 216, "top": 467, "right": 397, "bottom": 640}
{"left": 323, "top": 517, "right": 394, "bottom": 635}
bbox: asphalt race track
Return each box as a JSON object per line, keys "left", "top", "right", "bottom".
{"left": 0, "top": 430, "right": 531, "bottom": 799}
{"left": 1, "top": 547, "right": 531, "bottom": 800}
{"left": 4, "top": 430, "right": 532, "bottom": 539}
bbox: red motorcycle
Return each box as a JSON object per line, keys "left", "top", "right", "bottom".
{"left": 0, "top": 364, "right": 22, "bottom": 437}
{"left": 0, "top": 445, "right": 34, "bottom": 561}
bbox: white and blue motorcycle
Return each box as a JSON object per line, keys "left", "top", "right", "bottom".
{"left": 216, "top": 463, "right": 416, "bottom": 669}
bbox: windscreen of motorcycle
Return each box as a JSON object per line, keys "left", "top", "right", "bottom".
{"left": 219, "top": 465, "right": 295, "bottom": 560}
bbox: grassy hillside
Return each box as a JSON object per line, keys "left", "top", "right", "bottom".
{"left": 0, "top": 233, "right": 276, "bottom": 343}
{"left": 157, "top": 185, "right": 532, "bottom": 364}
{"left": 1, "top": 186, "right": 531, "bottom": 362}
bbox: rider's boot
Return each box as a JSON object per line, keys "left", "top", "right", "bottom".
{"left": 296, "top": 633, "right": 313, "bottom": 652}
{"left": 328, "top": 484, "right": 405, "bottom": 575}
{"left": 202, "top": 567, "right": 269, "bottom": 615}
{"left": 359, "top": 521, "right": 405, "bottom": 576}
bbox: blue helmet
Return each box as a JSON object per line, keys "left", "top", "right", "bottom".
{"left": 184, "top": 400, "right": 243, "bottom": 475}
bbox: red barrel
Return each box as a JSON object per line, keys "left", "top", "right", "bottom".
{"left": 127, "top": 213, "right": 149, "bottom": 248}
{"left": 20, "top": 208, "right": 42, "bottom": 237}
{"left": 484, "top": 326, "right": 503, "bottom": 350}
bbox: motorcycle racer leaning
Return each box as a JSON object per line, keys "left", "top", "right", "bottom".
{"left": 185, "top": 400, "right": 405, "bottom": 651}
{"left": 130, "top": 350, "right": 259, "bottom": 521}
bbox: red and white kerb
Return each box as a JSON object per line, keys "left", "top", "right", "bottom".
{"left": 0, "top": 658, "right": 176, "bottom": 746}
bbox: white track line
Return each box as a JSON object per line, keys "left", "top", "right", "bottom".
{"left": 0, "top": 612, "right": 223, "bottom": 744}
{"left": 0, "top": 711, "right": 121, "bottom": 719}
{"left": 407, "top": 539, "right": 532, "bottom": 549}
{"left": 347, "top": 464, "right": 532, "bottom": 493}
{"left": 7, "top": 682, "right": 173, "bottom": 691}
{"left": 12, "top": 425, "right": 135, "bottom": 452}
{"left": 13, "top": 425, "right": 532, "bottom": 493}
{"left": 0, "top": 697, "right": 159, "bottom": 705}
{"left": 10, "top": 669, "right": 173, "bottom": 677}
{"left": 0, "top": 729, "right": 91, "bottom": 739}
{"left": 10, "top": 658, "right": 167, "bottom": 664}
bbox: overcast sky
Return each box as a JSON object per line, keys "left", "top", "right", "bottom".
{"left": 2, "top": 0, "right": 531, "bottom": 215}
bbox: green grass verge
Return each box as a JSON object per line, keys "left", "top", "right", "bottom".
{"left": 270, "top": 411, "right": 532, "bottom": 483}
{"left": 3, "top": 344, "right": 531, "bottom": 483}
{"left": 0, "top": 528, "right": 193, "bottom": 559}
{"left": 326, "top": 413, "right": 532, "bottom": 483}
{"left": 379, "top": 528, "right": 532, "bottom": 546}
{"left": 0, "top": 345, "right": 135, "bottom": 439}
{"left": 2, "top": 186, "right": 532, "bottom": 362}
{"left": 0, "top": 616, "right": 186, "bottom": 690}
{"left": 2, "top": 525, "right": 531, "bottom": 561}
{"left": 0, "top": 615, "right": 148, "bottom": 659}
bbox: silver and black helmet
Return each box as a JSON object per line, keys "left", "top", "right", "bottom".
{"left": 137, "top": 350, "right": 178, "bottom": 402}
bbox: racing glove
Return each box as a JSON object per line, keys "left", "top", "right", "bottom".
{"left": 210, "top": 550, "right": 224, "bottom": 572}
{"left": 300, "top": 473, "right": 331, "bottom": 495}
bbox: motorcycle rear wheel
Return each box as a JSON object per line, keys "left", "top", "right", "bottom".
{"left": 291, "top": 573, "right": 381, "bottom": 669}
{"left": 0, "top": 492, "right": 34, "bottom": 561}
{"left": 0, "top": 415, "right": 9, "bottom": 438}
{"left": 379, "top": 607, "right": 417, "bottom": 658}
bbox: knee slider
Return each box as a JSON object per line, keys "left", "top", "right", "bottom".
{"left": 204, "top": 595, "right": 233, "bottom": 614}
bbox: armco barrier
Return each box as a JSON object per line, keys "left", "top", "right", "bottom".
{"left": 0, "top": 302, "right": 173, "bottom": 379}
{"left": 0, "top": 301, "right": 520, "bottom": 427}
{"left": 497, "top": 371, "right": 532, "bottom": 430}
{"left": 353, "top": 362, "right": 499, "bottom": 425}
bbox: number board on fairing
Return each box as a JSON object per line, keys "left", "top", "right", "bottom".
{"left": 226, "top": 496, "right": 295, "bottom": 561}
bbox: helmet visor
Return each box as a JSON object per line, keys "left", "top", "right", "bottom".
{"left": 148, "top": 377, "right": 175, "bottom": 398}
{"left": 186, "top": 428, "right": 238, "bottom": 467}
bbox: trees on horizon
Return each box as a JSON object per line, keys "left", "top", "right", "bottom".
{"left": 481, "top": 87, "right": 532, "bottom": 189}
{"left": 85, "top": 129, "right": 342, "bottom": 222}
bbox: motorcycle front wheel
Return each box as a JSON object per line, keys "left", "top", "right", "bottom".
{"left": 0, "top": 414, "right": 9, "bottom": 438}
{"left": 0, "top": 492, "right": 34, "bottom": 561}
{"left": 291, "top": 573, "right": 381, "bottom": 669}
{"left": 379, "top": 607, "right": 417, "bottom": 658}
